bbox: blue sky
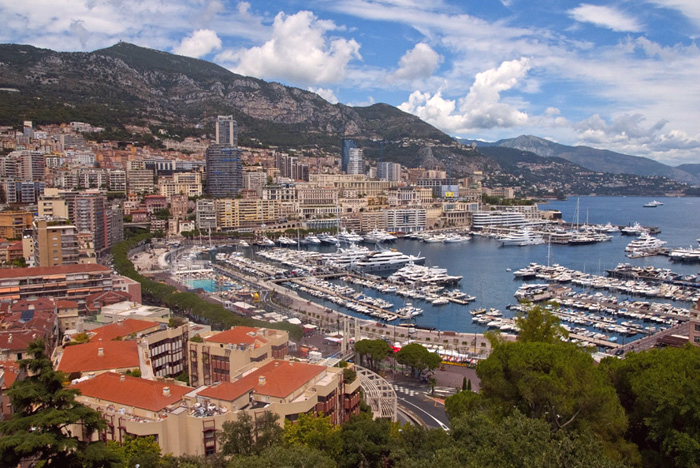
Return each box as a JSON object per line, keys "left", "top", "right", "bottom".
{"left": 2, "top": 0, "right": 700, "bottom": 166}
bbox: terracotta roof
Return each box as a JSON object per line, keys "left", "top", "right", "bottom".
{"left": 89, "top": 319, "right": 160, "bottom": 342}
{"left": 205, "top": 326, "right": 268, "bottom": 346}
{"left": 198, "top": 360, "right": 325, "bottom": 401}
{"left": 0, "top": 264, "right": 110, "bottom": 280}
{"left": 12, "top": 297, "right": 56, "bottom": 313}
{"left": 72, "top": 372, "right": 193, "bottom": 412}
{"left": 57, "top": 341, "right": 139, "bottom": 373}
{"left": 0, "top": 360, "right": 19, "bottom": 388}
{"left": 0, "top": 330, "right": 40, "bottom": 351}
{"left": 56, "top": 300, "right": 79, "bottom": 309}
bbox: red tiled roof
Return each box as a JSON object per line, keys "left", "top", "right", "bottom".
{"left": 57, "top": 341, "right": 139, "bottom": 373}
{"left": 0, "top": 360, "right": 19, "bottom": 388}
{"left": 72, "top": 372, "right": 193, "bottom": 412}
{"left": 12, "top": 297, "right": 56, "bottom": 313}
{"left": 0, "top": 264, "right": 110, "bottom": 280}
{"left": 89, "top": 319, "right": 160, "bottom": 342}
{"left": 205, "top": 326, "right": 268, "bottom": 346}
{"left": 56, "top": 300, "right": 79, "bottom": 309}
{"left": 0, "top": 330, "right": 40, "bottom": 351}
{"left": 198, "top": 360, "right": 325, "bottom": 401}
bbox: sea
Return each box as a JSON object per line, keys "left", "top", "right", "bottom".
{"left": 285, "top": 196, "right": 700, "bottom": 343}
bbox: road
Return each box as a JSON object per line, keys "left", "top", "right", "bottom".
{"left": 391, "top": 381, "right": 451, "bottom": 431}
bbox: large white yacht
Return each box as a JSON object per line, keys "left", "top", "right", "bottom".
{"left": 363, "top": 229, "right": 397, "bottom": 243}
{"left": 323, "top": 244, "right": 371, "bottom": 268}
{"left": 337, "top": 228, "right": 364, "bottom": 243}
{"left": 352, "top": 249, "right": 426, "bottom": 272}
{"left": 625, "top": 234, "right": 667, "bottom": 252}
{"left": 497, "top": 228, "right": 545, "bottom": 246}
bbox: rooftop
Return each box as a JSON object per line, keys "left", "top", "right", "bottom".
{"left": 198, "top": 359, "right": 325, "bottom": 401}
{"left": 89, "top": 318, "right": 160, "bottom": 342}
{"left": 205, "top": 326, "right": 269, "bottom": 346}
{"left": 57, "top": 340, "right": 139, "bottom": 373}
{"left": 0, "top": 263, "right": 110, "bottom": 280}
{"left": 73, "top": 372, "right": 192, "bottom": 412}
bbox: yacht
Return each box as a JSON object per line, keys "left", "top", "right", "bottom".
{"left": 643, "top": 200, "right": 664, "bottom": 207}
{"left": 621, "top": 222, "right": 648, "bottom": 236}
{"left": 337, "top": 228, "right": 364, "bottom": 243}
{"left": 625, "top": 234, "right": 667, "bottom": 252}
{"left": 304, "top": 234, "right": 322, "bottom": 245}
{"left": 424, "top": 234, "right": 447, "bottom": 243}
{"left": 669, "top": 247, "right": 700, "bottom": 262}
{"left": 444, "top": 233, "right": 471, "bottom": 243}
{"left": 352, "top": 249, "right": 426, "bottom": 272}
{"left": 277, "top": 236, "right": 297, "bottom": 246}
{"left": 497, "top": 228, "right": 545, "bottom": 246}
{"left": 256, "top": 236, "right": 276, "bottom": 247}
{"left": 323, "top": 244, "right": 371, "bottom": 268}
{"left": 363, "top": 229, "right": 397, "bottom": 243}
{"left": 318, "top": 233, "right": 339, "bottom": 245}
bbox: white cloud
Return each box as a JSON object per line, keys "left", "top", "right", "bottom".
{"left": 173, "top": 29, "right": 222, "bottom": 58}
{"left": 646, "top": 0, "right": 700, "bottom": 28}
{"left": 216, "top": 11, "right": 361, "bottom": 85}
{"left": 399, "top": 58, "right": 531, "bottom": 132}
{"left": 308, "top": 87, "right": 339, "bottom": 104}
{"left": 390, "top": 43, "right": 441, "bottom": 81}
{"left": 568, "top": 4, "right": 642, "bottom": 32}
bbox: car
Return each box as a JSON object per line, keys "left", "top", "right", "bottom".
{"left": 614, "top": 348, "right": 625, "bottom": 356}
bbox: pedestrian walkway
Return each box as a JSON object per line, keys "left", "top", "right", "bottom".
{"left": 392, "top": 384, "right": 422, "bottom": 397}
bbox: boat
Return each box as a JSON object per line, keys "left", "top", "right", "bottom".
{"left": 363, "top": 229, "right": 397, "bottom": 243}
{"left": 337, "top": 228, "right": 364, "bottom": 243}
{"left": 256, "top": 236, "right": 275, "bottom": 247}
{"left": 625, "top": 234, "right": 667, "bottom": 252}
{"left": 643, "top": 200, "right": 664, "bottom": 207}
{"left": 444, "top": 233, "right": 471, "bottom": 243}
{"left": 351, "top": 248, "right": 426, "bottom": 272}
{"left": 423, "top": 234, "right": 447, "bottom": 243}
{"left": 238, "top": 240, "right": 249, "bottom": 248}
{"left": 304, "top": 234, "right": 322, "bottom": 245}
{"left": 318, "top": 233, "right": 339, "bottom": 245}
{"left": 497, "top": 228, "right": 545, "bottom": 246}
{"left": 621, "top": 222, "right": 648, "bottom": 236}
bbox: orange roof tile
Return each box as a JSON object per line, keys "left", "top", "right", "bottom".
{"left": 72, "top": 372, "right": 193, "bottom": 412}
{"left": 57, "top": 341, "right": 139, "bottom": 373}
{"left": 205, "top": 326, "right": 268, "bottom": 346}
{"left": 56, "top": 300, "right": 79, "bottom": 309}
{"left": 198, "top": 360, "right": 325, "bottom": 401}
{"left": 89, "top": 319, "right": 160, "bottom": 342}
{"left": 0, "top": 360, "right": 19, "bottom": 388}
{"left": 0, "top": 330, "right": 40, "bottom": 351}
{"left": 0, "top": 264, "right": 110, "bottom": 280}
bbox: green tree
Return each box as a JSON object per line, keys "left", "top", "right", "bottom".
{"left": 108, "top": 435, "right": 163, "bottom": 468}
{"left": 602, "top": 346, "right": 700, "bottom": 468}
{"left": 254, "top": 411, "right": 284, "bottom": 453}
{"left": 0, "top": 339, "right": 119, "bottom": 467}
{"left": 354, "top": 339, "right": 391, "bottom": 372}
{"left": 283, "top": 413, "right": 342, "bottom": 459}
{"left": 515, "top": 305, "right": 568, "bottom": 344}
{"left": 227, "top": 445, "right": 336, "bottom": 468}
{"left": 339, "top": 414, "right": 393, "bottom": 468}
{"left": 218, "top": 412, "right": 255, "bottom": 456}
{"left": 476, "top": 341, "right": 633, "bottom": 461}
{"left": 395, "top": 343, "right": 441, "bottom": 378}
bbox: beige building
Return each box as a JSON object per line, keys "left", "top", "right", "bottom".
{"left": 33, "top": 218, "right": 80, "bottom": 267}
{"left": 157, "top": 172, "right": 202, "bottom": 199}
{"left": 0, "top": 211, "right": 33, "bottom": 239}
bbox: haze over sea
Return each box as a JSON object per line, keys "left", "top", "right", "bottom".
{"left": 326, "top": 196, "right": 700, "bottom": 335}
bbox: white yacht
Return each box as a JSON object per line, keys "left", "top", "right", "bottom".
{"left": 621, "top": 222, "right": 648, "bottom": 236}
{"left": 318, "top": 233, "right": 339, "bottom": 245}
{"left": 389, "top": 264, "right": 463, "bottom": 285}
{"left": 444, "top": 233, "right": 471, "bottom": 243}
{"left": 323, "top": 244, "right": 371, "bottom": 268}
{"left": 625, "top": 234, "right": 667, "bottom": 252}
{"left": 497, "top": 228, "right": 545, "bottom": 246}
{"left": 337, "top": 228, "right": 364, "bottom": 243}
{"left": 352, "top": 249, "right": 426, "bottom": 272}
{"left": 424, "top": 234, "right": 447, "bottom": 243}
{"left": 304, "top": 234, "right": 322, "bottom": 245}
{"left": 643, "top": 200, "right": 664, "bottom": 207}
{"left": 256, "top": 236, "right": 275, "bottom": 247}
{"left": 277, "top": 236, "right": 297, "bottom": 246}
{"left": 363, "top": 229, "right": 397, "bottom": 243}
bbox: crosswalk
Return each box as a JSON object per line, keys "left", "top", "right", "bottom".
{"left": 392, "top": 384, "right": 422, "bottom": 396}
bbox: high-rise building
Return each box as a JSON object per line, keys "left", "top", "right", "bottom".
{"left": 215, "top": 115, "right": 237, "bottom": 146}
{"left": 33, "top": 218, "right": 80, "bottom": 267}
{"left": 72, "top": 195, "right": 108, "bottom": 253}
{"left": 347, "top": 148, "right": 364, "bottom": 175}
{"left": 378, "top": 162, "right": 402, "bottom": 181}
{"left": 341, "top": 139, "right": 356, "bottom": 173}
{"left": 205, "top": 145, "right": 242, "bottom": 198}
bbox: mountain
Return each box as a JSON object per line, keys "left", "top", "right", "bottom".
{"left": 490, "top": 135, "right": 699, "bottom": 185}
{"left": 676, "top": 163, "right": 700, "bottom": 179}
{"left": 0, "top": 42, "right": 491, "bottom": 169}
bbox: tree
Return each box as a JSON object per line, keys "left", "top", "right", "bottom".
{"left": 354, "top": 339, "right": 391, "bottom": 372}
{"left": 339, "top": 414, "right": 393, "bottom": 468}
{"left": 515, "top": 305, "right": 568, "bottom": 344}
{"left": 0, "top": 339, "right": 120, "bottom": 467}
{"left": 602, "top": 346, "right": 700, "bottom": 468}
{"left": 462, "top": 376, "right": 467, "bottom": 392}
{"left": 227, "top": 445, "right": 336, "bottom": 468}
{"left": 476, "top": 341, "right": 632, "bottom": 460}
{"left": 283, "top": 413, "right": 342, "bottom": 459}
{"left": 395, "top": 343, "right": 441, "bottom": 378}
{"left": 254, "top": 411, "right": 284, "bottom": 453}
{"left": 108, "top": 435, "right": 163, "bottom": 468}
{"left": 218, "top": 412, "right": 255, "bottom": 456}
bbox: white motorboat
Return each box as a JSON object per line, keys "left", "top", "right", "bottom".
{"left": 423, "top": 234, "right": 447, "bottom": 243}
{"left": 643, "top": 200, "right": 664, "bottom": 207}
{"left": 444, "top": 233, "right": 471, "bottom": 243}
{"left": 497, "top": 228, "right": 545, "bottom": 246}
{"left": 625, "top": 234, "right": 667, "bottom": 252}
{"left": 352, "top": 249, "right": 426, "bottom": 272}
{"left": 304, "top": 234, "right": 322, "bottom": 245}
{"left": 621, "top": 222, "right": 648, "bottom": 236}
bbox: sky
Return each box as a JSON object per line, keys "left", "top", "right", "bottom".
{"left": 2, "top": 1, "right": 700, "bottom": 167}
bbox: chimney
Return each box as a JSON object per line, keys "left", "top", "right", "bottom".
{"left": 97, "top": 347, "right": 104, "bottom": 357}
{"left": 162, "top": 387, "right": 171, "bottom": 397}
{"left": 274, "top": 362, "right": 279, "bottom": 367}
{"left": 7, "top": 334, "right": 12, "bottom": 344}
{"left": 120, "top": 374, "right": 126, "bottom": 382}
{"left": 258, "top": 376, "right": 266, "bottom": 386}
